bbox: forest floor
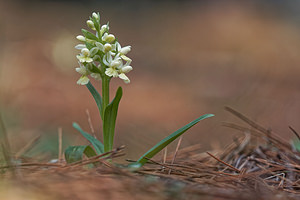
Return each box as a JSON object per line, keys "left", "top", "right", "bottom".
{"left": 1, "top": 108, "right": 300, "bottom": 200}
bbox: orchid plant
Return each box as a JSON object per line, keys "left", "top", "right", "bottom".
{"left": 65, "top": 12, "right": 214, "bottom": 167}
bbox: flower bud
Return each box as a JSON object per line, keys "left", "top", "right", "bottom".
{"left": 100, "top": 24, "right": 109, "bottom": 34}
{"left": 105, "top": 34, "right": 115, "bottom": 43}
{"left": 87, "top": 20, "right": 95, "bottom": 30}
{"left": 81, "top": 48, "right": 90, "bottom": 56}
{"left": 76, "top": 35, "right": 86, "bottom": 42}
{"left": 121, "top": 66, "right": 133, "bottom": 73}
{"left": 92, "top": 12, "right": 99, "bottom": 20}
{"left": 103, "top": 43, "right": 112, "bottom": 53}
{"left": 120, "top": 46, "right": 131, "bottom": 55}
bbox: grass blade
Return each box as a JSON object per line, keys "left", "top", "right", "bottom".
{"left": 65, "top": 145, "right": 97, "bottom": 163}
{"left": 134, "top": 114, "right": 214, "bottom": 166}
{"left": 0, "top": 114, "right": 12, "bottom": 166}
{"left": 73, "top": 122, "right": 104, "bottom": 154}
{"left": 86, "top": 81, "right": 103, "bottom": 119}
{"left": 103, "top": 87, "right": 123, "bottom": 152}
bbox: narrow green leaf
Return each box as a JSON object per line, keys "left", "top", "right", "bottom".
{"left": 85, "top": 41, "right": 94, "bottom": 50}
{"left": 0, "top": 114, "right": 12, "bottom": 166}
{"left": 292, "top": 140, "right": 300, "bottom": 152}
{"left": 65, "top": 145, "right": 96, "bottom": 163}
{"left": 73, "top": 122, "right": 104, "bottom": 154}
{"left": 92, "top": 18, "right": 100, "bottom": 33}
{"left": 86, "top": 81, "right": 103, "bottom": 119}
{"left": 103, "top": 87, "right": 123, "bottom": 152}
{"left": 134, "top": 114, "right": 214, "bottom": 166}
{"left": 82, "top": 29, "right": 98, "bottom": 41}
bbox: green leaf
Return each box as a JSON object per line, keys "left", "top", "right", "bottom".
{"left": 65, "top": 145, "right": 97, "bottom": 163}
{"left": 86, "top": 81, "right": 103, "bottom": 119}
{"left": 103, "top": 87, "right": 123, "bottom": 152}
{"left": 73, "top": 122, "right": 104, "bottom": 154}
{"left": 133, "top": 114, "right": 214, "bottom": 167}
{"left": 292, "top": 139, "right": 300, "bottom": 152}
{"left": 82, "top": 29, "right": 98, "bottom": 41}
{"left": 92, "top": 17, "right": 100, "bottom": 33}
{"left": 85, "top": 41, "right": 94, "bottom": 50}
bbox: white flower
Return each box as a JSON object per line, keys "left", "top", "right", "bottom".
{"left": 77, "top": 76, "right": 89, "bottom": 85}
{"left": 76, "top": 48, "right": 93, "bottom": 63}
{"left": 103, "top": 52, "right": 132, "bottom": 83}
{"left": 103, "top": 53, "right": 121, "bottom": 77}
{"left": 105, "top": 67, "right": 119, "bottom": 77}
{"left": 113, "top": 42, "right": 132, "bottom": 63}
{"left": 111, "top": 59, "right": 122, "bottom": 69}
{"left": 75, "top": 64, "right": 87, "bottom": 75}
{"left": 76, "top": 35, "right": 85, "bottom": 42}
{"left": 117, "top": 58, "right": 132, "bottom": 83}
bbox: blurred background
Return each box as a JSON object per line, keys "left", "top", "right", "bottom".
{"left": 1, "top": 0, "right": 300, "bottom": 161}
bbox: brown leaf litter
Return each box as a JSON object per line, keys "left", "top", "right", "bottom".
{"left": 1, "top": 107, "right": 300, "bottom": 200}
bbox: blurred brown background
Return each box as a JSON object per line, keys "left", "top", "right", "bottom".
{"left": 0, "top": 0, "right": 300, "bottom": 160}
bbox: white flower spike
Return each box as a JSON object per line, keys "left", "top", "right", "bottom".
{"left": 75, "top": 12, "right": 133, "bottom": 85}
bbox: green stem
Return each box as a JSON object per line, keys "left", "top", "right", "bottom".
{"left": 102, "top": 76, "right": 110, "bottom": 111}
{"left": 102, "top": 75, "right": 110, "bottom": 151}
